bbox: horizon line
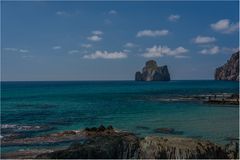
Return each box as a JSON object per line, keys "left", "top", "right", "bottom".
{"left": 1, "top": 79, "right": 220, "bottom": 82}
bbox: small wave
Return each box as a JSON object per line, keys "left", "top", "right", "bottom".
{"left": 1, "top": 124, "right": 17, "bottom": 129}
{"left": 1, "top": 124, "right": 54, "bottom": 132}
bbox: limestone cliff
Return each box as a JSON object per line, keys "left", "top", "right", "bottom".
{"left": 135, "top": 60, "right": 170, "bottom": 81}
{"left": 215, "top": 51, "right": 239, "bottom": 81}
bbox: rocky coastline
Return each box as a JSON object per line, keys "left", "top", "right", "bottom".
{"left": 215, "top": 51, "right": 239, "bottom": 81}
{"left": 1, "top": 125, "right": 239, "bottom": 159}
{"left": 147, "top": 93, "right": 239, "bottom": 106}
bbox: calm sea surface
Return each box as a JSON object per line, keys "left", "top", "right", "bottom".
{"left": 1, "top": 80, "right": 239, "bottom": 153}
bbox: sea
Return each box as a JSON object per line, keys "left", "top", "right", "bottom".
{"left": 1, "top": 80, "right": 239, "bottom": 153}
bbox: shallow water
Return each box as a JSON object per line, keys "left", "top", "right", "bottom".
{"left": 1, "top": 80, "right": 239, "bottom": 153}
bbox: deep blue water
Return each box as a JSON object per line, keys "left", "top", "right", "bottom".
{"left": 1, "top": 80, "right": 239, "bottom": 153}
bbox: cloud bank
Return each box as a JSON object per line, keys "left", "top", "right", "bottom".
{"left": 143, "top": 45, "right": 188, "bottom": 58}
{"left": 193, "top": 36, "right": 216, "bottom": 44}
{"left": 211, "top": 19, "right": 239, "bottom": 34}
{"left": 83, "top": 51, "right": 127, "bottom": 59}
{"left": 137, "top": 29, "right": 169, "bottom": 37}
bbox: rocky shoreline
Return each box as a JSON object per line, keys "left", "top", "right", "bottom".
{"left": 150, "top": 93, "right": 239, "bottom": 106}
{"left": 1, "top": 125, "right": 239, "bottom": 159}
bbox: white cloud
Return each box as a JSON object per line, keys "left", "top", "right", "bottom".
{"left": 83, "top": 50, "right": 127, "bottom": 59}
{"left": 175, "top": 55, "right": 190, "bottom": 59}
{"left": 19, "top": 49, "right": 29, "bottom": 53}
{"left": 168, "top": 14, "right": 180, "bottom": 22}
{"left": 137, "top": 29, "right": 169, "bottom": 37}
{"left": 68, "top": 50, "right": 79, "bottom": 54}
{"left": 87, "top": 35, "right": 102, "bottom": 42}
{"left": 92, "top": 30, "right": 103, "bottom": 35}
{"left": 56, "top": 11, "right": 69, "bottom": 16}
{"left": 193, "top": 36, "right": 216, "bottom": 44}
{"left": 81, "top": 44, "right": 92, "bottom": 48}
{"left": 200, "top": 46, "right": 220, "bottom": 55}
{"left": 56, "top": 11, "right": 79, "bottom": 17}
{"left": 3, "top": 48, "right": 29, "bottom": 53}
{"left": 124, "top": 42, "right": 136, "bottom": 48}
{"left": 211, "top": 19, "right": 239, "bottom": 34}
{"left": 143, "top": 45, "right": 188, "bottom": 58}
{"left": 52, "top": 46, "right": 62, "bottom": 50}
{"left": 108, "top": 10, "right": 117, "bottom": 15}
{"left": 3, "top": 48, "right": 18, "bottom": 52}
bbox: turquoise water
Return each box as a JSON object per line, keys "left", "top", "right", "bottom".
{"left": 1, "top": 80, "right": 239, "bottom": 153}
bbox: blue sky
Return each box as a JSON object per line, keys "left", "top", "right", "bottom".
{"left": 1, "top": 1, "right": 239, "bottom": 81}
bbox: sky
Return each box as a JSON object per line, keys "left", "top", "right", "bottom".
{"left": 1, "top": 1, "right": 239, "bottom": 81}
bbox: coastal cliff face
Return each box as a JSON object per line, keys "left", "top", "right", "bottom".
{"left": 135, "top": 60, "right": 170, "bottom": 81}
{"left": 215, "top": 51, "right": 239, "bottom": 81}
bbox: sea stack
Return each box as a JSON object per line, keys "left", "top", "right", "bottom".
{"left": 135, "top": 60, "right": 170, "bottom": 81}
{"left": 215, "top": 51, "right": 239, "bottom": 81}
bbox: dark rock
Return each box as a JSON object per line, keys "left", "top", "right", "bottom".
{"left": 97, "top": 125, "right": 106, "bottom": 131}
{"left": 225, "top": 141, "right": 239, "bottom": 159}
{"left": 135, "top": 71, "right": 143, "bottom": 81}
{"left": 139, "top": 136, "right": 228, "bottom": 159}
{"left": 2, "top": 125, "right": 232, "bottom": 159}
{"left": 84, "top": 125, "right": 112, "bottom": 132}
{"left": 154, "top": 128, "right": 184, "bottom": 135}
{"left": 106, "top": 125, "right": 113, "bottom": 130}
{"left": 135, "top": 60, "right": 170, "bottom": 81}
{"left": 36, "top": 134, "right": 229, "bottom": 159}
{"left": 215, "top": 51, "right": 239, "bottom": 81}
{"left": 136, "top": 126, "right": 150, "bottom": 130}
{"left": 36, "top": 132, "right": 140, "bottom": 159}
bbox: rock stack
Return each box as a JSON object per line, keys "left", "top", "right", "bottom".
{"left": 135, "top": 60, "right": 170, "bottom": 81}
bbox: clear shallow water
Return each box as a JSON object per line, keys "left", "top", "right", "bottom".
{"left": 1, "top": 80, "right": 239, "bottom": 153}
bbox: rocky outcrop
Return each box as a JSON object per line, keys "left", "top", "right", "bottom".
{"left": 224, "top": 141, "right": 239, "bottom": 159}
{"left": 2, "top": 125, "right": 238, "bottom": 159}
{"left": 215, "top": 51, "right": 239, "bottom": 81}
{"left": 35, "top": 126, "right": 231, "bottom": 159}
{"left": 139, "top": 136, "right": 228, "bottom": 159}
{"left": 37, "top": 126, "right": 140, "bottom": 159}
{"left": 135, "top": 60, "right": 170, "bottom": 81}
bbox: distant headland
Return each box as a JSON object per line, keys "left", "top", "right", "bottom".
{"left": 215, "top": 51, "right": 239, "bottom": 81}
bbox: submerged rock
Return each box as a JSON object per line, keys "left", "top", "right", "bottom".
{"left": 215, "top": 51, "right": 239, "bottom": 81}
{"left": 136, "top": 126, "right": 150, "bottom": 130}
{"left": 135, "top": 60, "right": 170, "bottom": 81}
{"left": 153, "top": 128, "right": 184, "bottom": 135}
